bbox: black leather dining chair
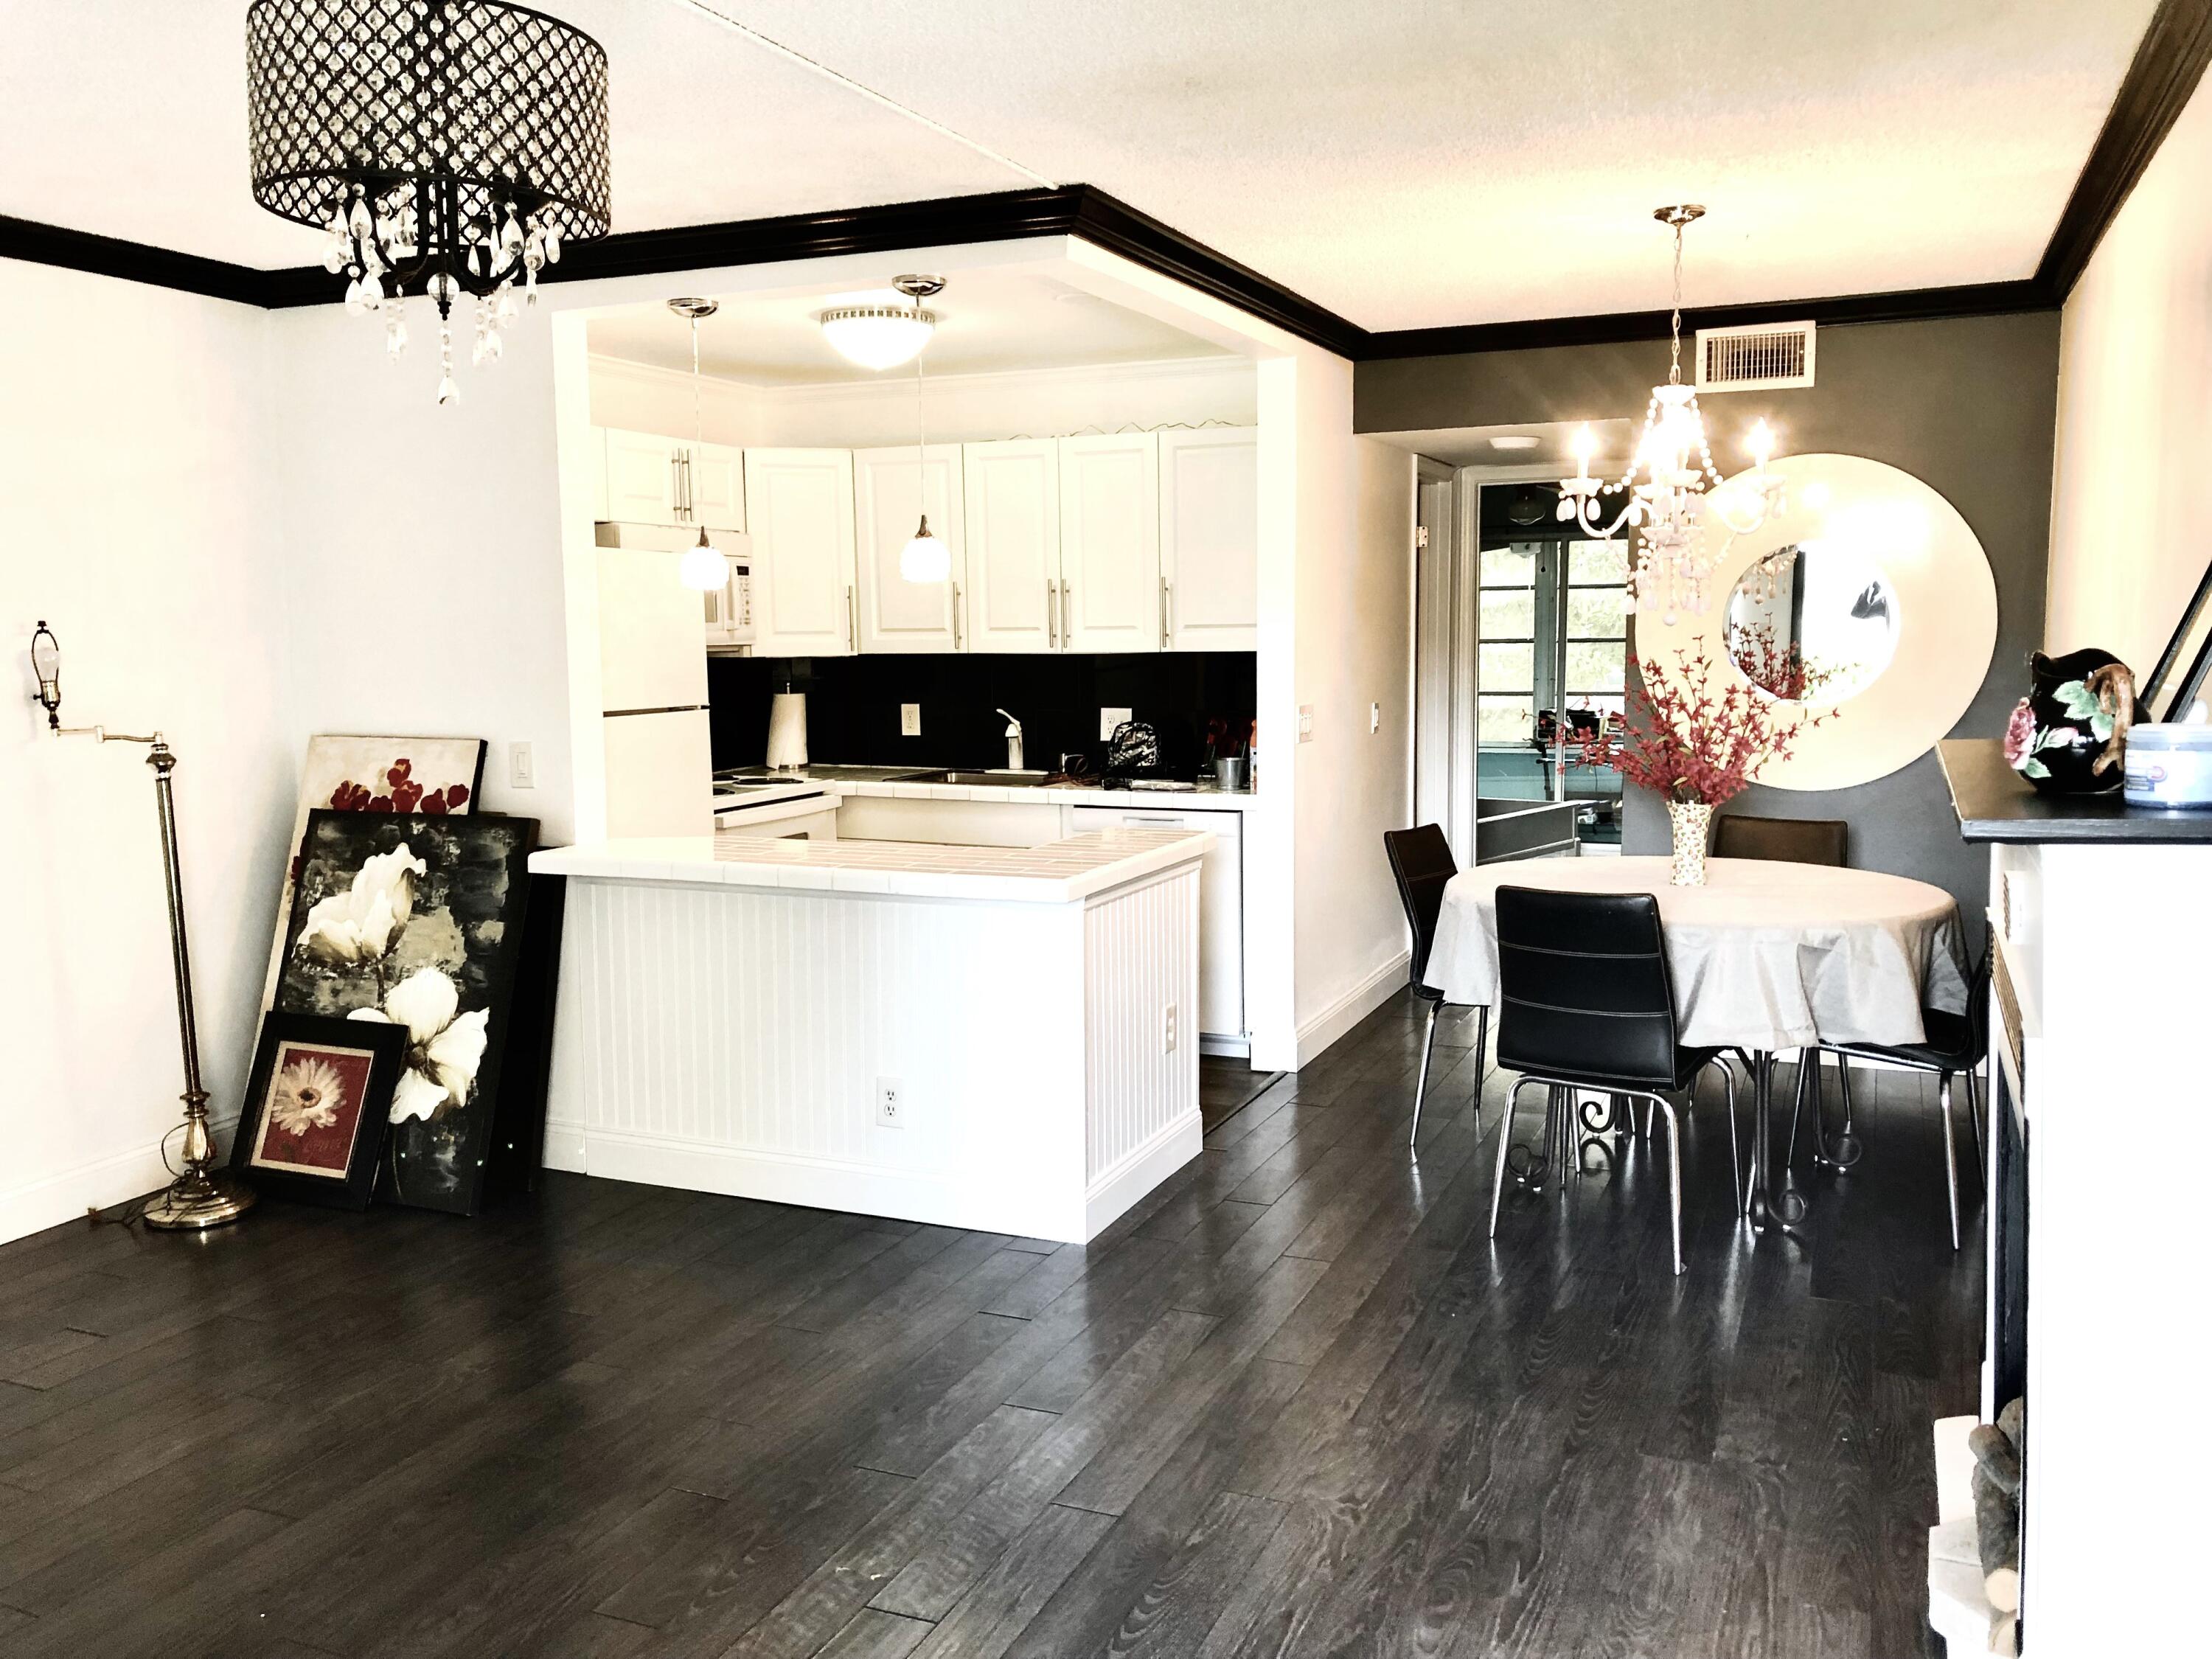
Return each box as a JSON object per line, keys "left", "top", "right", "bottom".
{"left": 1713, "top": 814, "right": 1848, "bottom": 866}
{"left": 1804, "top": 942, "right": 1992, "bottom": 1250}
{"left": 1486, "top": 886, "right": 1739, "bottom": 1275}
{"left": 1383, "top": 826, "right": 1486, "bottom": 1153}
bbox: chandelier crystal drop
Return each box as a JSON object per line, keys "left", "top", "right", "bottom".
{"left": 246, "top": 0, "right": 612, "bottom": 404}
{"left": 1559, "top": 206, "right": 1786, "bottom": 624}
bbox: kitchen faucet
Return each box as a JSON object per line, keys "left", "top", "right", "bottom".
{"left": 995, "top": 708, "right": 1024, "bottom": 771}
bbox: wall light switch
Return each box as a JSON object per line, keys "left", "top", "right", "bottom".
{"left": 1101, "top": 706, "right": 1133, "bottom": 741}
{"left": 1298, "top": 706, "right": 1315, "bottom": 742}
{"left": 510, "top": 741, "right": 535, "bottom": 788}
{"left": 1370, "top": 701, "right": 1382, "bottom": 734}
{"left": 900, "top": 703, "right": 922, "bottom": 737}
{"left": 875, "top": 1077, "right": 905, "bottom": 1128}
{"left": 1163, "top": 1003, "right": 1178, "bottom": 1053}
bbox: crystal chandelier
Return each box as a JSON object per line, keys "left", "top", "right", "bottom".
{"left": 1559, "top": 206, "right": 1784, "bottom": 622}
{"left": 246, "top": 0, "right": 612, "bottom": 403}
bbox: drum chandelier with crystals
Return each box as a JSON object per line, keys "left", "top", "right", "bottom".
{"left": 246, "top": 0, "right": 612, "bottom": 403}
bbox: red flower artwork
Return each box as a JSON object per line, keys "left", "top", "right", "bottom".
{"left": 1578, "top": 641, "right": 1835, "bottom": 807}
{"left": 329, "top": 761, "right": 471, "bottom": 818}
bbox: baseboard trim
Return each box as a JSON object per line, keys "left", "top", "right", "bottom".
{"left": 0, "top": 1140, "right": 174, "bottom": 1247}
{"left": 1294, "top": 950, "right": 1412, "bottom": 1070}
{"left": 1085, "top": 1109, "right": 1203, "bottom": 1239}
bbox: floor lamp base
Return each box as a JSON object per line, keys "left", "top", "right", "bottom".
{"left": 140, "top": 1168, "right": 257, "bottom": 1231}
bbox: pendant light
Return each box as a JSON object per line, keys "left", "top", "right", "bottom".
{"left": 898, "top": 279, "right": 951, "bottom": 584}
{"left": 669, "top": 298, "right": 730, "bottom": 593}
{"left": 819, "top": 273, "right": 943, "bottom": 371}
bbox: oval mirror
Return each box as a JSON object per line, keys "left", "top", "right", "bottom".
{"left": 1724, "top": 540, "right": 1899, "bottom": 706}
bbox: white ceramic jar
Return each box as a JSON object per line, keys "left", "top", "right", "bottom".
{"left": 2123, "top": 723, "right": 2212, "bottom": 807}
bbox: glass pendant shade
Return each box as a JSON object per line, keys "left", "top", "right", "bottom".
{"left": 819, "top": 307, "right": 936, "bottom": 372}
{"left": 679, "top": 530, "right": 727, "bottom": 592}
{"left": 900, "top": 518, "right": 950, "bottom": 583}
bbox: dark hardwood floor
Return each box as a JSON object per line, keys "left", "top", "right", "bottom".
{"left": 0, "top": 992, "right": 1980, "bottom": 1658}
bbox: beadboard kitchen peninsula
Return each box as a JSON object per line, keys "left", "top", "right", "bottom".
{"left": 530, "top": 824, "right": 1212, "bottom": 1242}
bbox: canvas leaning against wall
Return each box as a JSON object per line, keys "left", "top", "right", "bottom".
{"left": 273, "top": 810, "right": 537, "bottom": 1216}
{"left": 257, "top": 735, "right": 487, "bottom": 1007}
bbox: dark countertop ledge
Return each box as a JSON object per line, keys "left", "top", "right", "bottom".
{"left": 1939, "top": 739, "right": 2212, "bottom": 844}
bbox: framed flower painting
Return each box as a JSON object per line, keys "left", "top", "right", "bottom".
{"left": 229, "top": 1014, "right": 408, "bottom": 1209}
{"left": 273, "top": 809, "right": 538, "bottom": 1216}
{"left": 257, "top": 735, "right": 487, "bottom": 1008}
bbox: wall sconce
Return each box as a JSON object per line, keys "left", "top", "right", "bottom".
{"left": 29, "top": 622, "right": 254, "bottom": 1231}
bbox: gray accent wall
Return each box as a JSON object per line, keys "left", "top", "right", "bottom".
{"left": 1356, "top": 311, "right": 2063, "bottom": 928}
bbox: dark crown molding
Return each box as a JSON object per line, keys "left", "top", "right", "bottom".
{"left": 2, "top": 0, "right": 2205, "bottom": 357}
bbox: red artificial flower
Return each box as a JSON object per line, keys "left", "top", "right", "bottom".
{"left": 387, "top": 759, "right": 413, "bottom": 789}
{"left": 391, "top": 780, "right": 425, "bottom": 813}
{"left": 1580, "top": 641, "right": 1836, "bottom": 807}
{"left": 366, "top": 794, "right": 394, "bottom": 813}
{"left": 445, "top": 782, "right": 470, "bottom": 809}
{"left": 330, "top": 779, "right": 373, "bottom": 812}
{"left": 420, "top": 788, "right": 450, "bottom": 815}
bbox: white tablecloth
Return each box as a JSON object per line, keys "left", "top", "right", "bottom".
{"left": 1426, "top": 855, "right": 1969, "bottom": 1052}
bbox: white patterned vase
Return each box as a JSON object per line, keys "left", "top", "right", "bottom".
{"left": 1667, "top": 800, "right": 1713, "bottom": 887}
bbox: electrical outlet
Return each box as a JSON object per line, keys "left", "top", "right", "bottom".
{"left": 1298, "top": 706, "right": 1315, "bottom": 742}
{"left": 1163, "top": 1003, "right": 1178, "bottom": 1053}
{"left": 509, "top": 741, "right": 535, "bottom": 788}
{"left": 900, "top": 703, "right": 922, "bottom": 737}
{"left": 875, "top": 1077, "right": 905, "bottom": 1128}
{"left": 1370, "top": 701, "right": 1381, "bottom": 734}
{"left": 1101, "top": 706, "right": 1133, "bottom": 741}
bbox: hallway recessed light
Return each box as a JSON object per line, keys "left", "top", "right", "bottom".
{"left": 1489, "top": 435, "right": 1540, "bottom": 451}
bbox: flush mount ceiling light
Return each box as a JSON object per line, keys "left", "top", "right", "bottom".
{"left": 819, "top": 274, "right": 945, "bottom": 372}
{"left": 669, "top": 299, "right": 730, "bottom": 594}
{"left": 1489, "top": 435, "right": 1540, "bottom": 452}
{"left": 1559, "top": 206, "right": 1784, "bottom": 623}
{"left": 246, "top": 0, "right": 612, "bottom": 403}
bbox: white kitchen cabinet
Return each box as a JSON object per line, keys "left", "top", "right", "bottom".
{"left": 599, "top": 429, "right": 743, "bottom": 530}
{"left": 686, "top": 441, "right": 745, "bottom": 532}
{"left": 745, "top": 448, "right": 858, "bottom": 657}
{"left": 855, "top": 444, "right": 968, "bottom": 654}
{"left": 963, "top": 439, "right": 1060, "bottom": 653}
{"left": 1159, "top": 426, "right": 1259, "bottom": 652}
{"left": 602, "top": 427, "right": 684, "bottom": 525}
{"left": 1059, "top": 433, "right": 1163, "bottom": 653}
{"left": 1068, "top": 804, "right": 1245, "bottom": 1040}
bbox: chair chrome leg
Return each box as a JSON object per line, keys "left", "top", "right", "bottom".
{"left": 1473, "top": 1004, "right": 1490, "bottom": 1103}
{"left": 1490, "top": 1077, "right": 1540, "bottom": 1239}
{"left": 1964, "top": 1065, "right": 1984, "bottom": 1176}
{"left": 1938, "top": 1071, "right": 1961, "bottom": 1251}
{"left": 1705, "top": 1060, "right": 1743, "bottom": 1216}
{"left": 1651, "top": 1091, "right": 1685, "bottom": 1276}
{"left": 1409, "top": 998, "right": 1441, "bottom": 1153}
{"left": 1787, "top": 1050, "right": 1810, "bottom": 1166}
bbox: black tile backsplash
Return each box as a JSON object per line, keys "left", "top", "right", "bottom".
{"left": 710, "top": 652, "right": 1257, "bottom": 777}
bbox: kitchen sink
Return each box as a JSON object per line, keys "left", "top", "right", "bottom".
{"left": 913, "top": 769, "right": 1057, "bottom": 787}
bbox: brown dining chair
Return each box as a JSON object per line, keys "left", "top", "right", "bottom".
{"left": 1712, "top": 814, "right": 1848, "bottom": 866}
{"left": 1383, "top": 826, "right": 1487, "bottom": 1154}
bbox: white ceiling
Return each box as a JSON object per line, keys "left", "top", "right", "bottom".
{"left": 586, "top": 269, "right": 1233, "bottom": 386}
{"left": 0, "top": 1, "right": 2161, "bottom": 333}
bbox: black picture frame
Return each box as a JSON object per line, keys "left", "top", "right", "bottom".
{"left": 272, "top": 810, "right": 540, "bottom": 1217}
{"left": 2138, "top": 557, "right": 2212, "bottom": 723}
{"left": 229, "top": 1013, "right": 408, "bottom": 1210}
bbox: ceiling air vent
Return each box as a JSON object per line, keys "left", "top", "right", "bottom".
{"left": 1694, "top": 320, "right": 1815, "bottom": 392}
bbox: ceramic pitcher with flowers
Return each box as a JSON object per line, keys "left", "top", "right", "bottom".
{"left": 2005, "top": 648, "right": 2135, "bottom": 796}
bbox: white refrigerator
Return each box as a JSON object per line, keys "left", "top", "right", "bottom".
{"left": 595, "top": 524, "right": 723, "bottom": 838}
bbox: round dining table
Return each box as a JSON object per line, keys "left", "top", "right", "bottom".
{"left": 1425, "top": 855, "right": 1970, "bottom": 1228}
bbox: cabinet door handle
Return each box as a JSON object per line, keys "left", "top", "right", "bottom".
{"left": 683, "top": 453, "right": 695, "bottom": 518}
{"left": 1160, "top": 578, "right": 1172, "bottom": 644}
{"left": 845, "top": 584, "right": 855, "bottom": 650}
{"left": 1061, "top": 579, "right": 1071, "bottom": 646}
{"left": 671, "top": 454, "right": 684, "bottom": 521}
{"left": 952, "top": 582, "right": 964, "bottom": 650}
{"left": 1046, "top": 579, "right": 1058, "bottom": 647}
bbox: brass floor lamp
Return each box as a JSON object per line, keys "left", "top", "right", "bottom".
{"left": 30, "top": 622, "right": 255, "bottom": 1231}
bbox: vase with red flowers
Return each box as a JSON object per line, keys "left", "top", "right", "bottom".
{"left": 1579, "top": 641, "right": 1836, "bottom": 885}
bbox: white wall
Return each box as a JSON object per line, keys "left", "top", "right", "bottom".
{"left": 0, "top": 259, "right": 293, "bottom": 1242}
{"left": 2048, "top": 70, "right": 2212, "bottom": 672}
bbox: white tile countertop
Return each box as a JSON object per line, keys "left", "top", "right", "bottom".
{"left": 529, "top": 825, "right": 1215, "bottom": 903}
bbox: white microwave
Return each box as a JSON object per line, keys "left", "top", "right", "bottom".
{"left": 712, "top": 553, "right": 754, "bottom": 650}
